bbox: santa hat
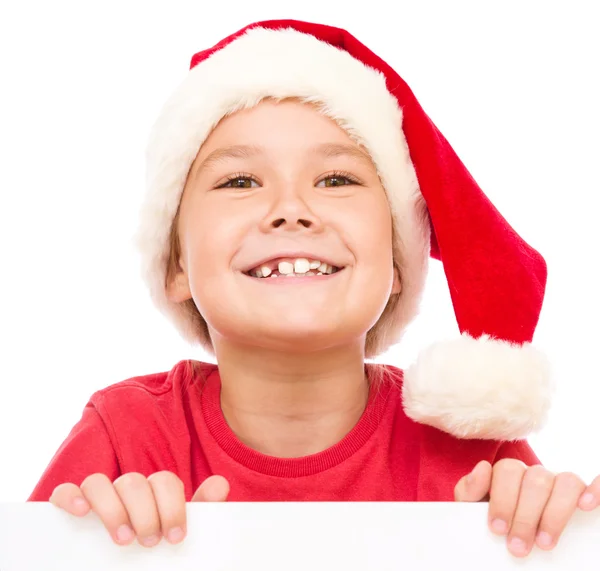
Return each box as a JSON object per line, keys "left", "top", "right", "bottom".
{"left": 137, "top": 19, "right": 553, "bottom": 441}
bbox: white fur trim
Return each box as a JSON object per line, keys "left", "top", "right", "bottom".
{"left": 402, "top": 334, "right": 555, "bottom": 440}
{"left": 137, "top": 26, "right": 429, "bottom": 356}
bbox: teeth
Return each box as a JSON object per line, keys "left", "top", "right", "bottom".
{"left": 251, "top": 259, "right": 340, "bottom": 278}
{"left": 278, "top": 261, "right": 294, "bottom": 275}
{"left": 294, "top": 258, "right": 310, "bottom": 274}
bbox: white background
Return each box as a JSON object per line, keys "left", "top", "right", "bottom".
{"left": 0, "top": 0, "right": 598, "bottom": 502}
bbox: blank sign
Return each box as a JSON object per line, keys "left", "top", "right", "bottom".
{"left": 1, "top": 502, "right": 599, "bottom": 570}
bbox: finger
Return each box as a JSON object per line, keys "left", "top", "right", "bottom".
{"left": 536, "top": 472, "right": 586, "bottom": 550}
{"left": 147, "top": 471, "right": 188, "bottom": 545}
{"left": 49, "top": 483, "right": 91, "bottom": 516}
{"left": 191, "top": 475, "right": 230, "bottom": 502}
{"left": 113, "top": 472, "right": 162, "bottom": 548}
{"left": 454, "top": 461, "right": 492, "bottom": 502}
{"left": 80, "top": 473, "right": 135, "bottom": 546}
{"left": 507, "top": 465, "right": 554, "bottom": 557}
{"left": 579, "top": 475, "right": 600, "bottom": 511}
{"left": 487, "top": 459, "right": 527, "bottom": 537}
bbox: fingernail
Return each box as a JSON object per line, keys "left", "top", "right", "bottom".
{"left": 116, "top": 524, "right": 134, "bottom": 543}
{"left": 509, "top": 537, "right": 527, "bottom": 555}
{"left": 167, "top": 526, "right": 185, "bottom": 543}
{"left": 72, "top": 497, "right": 88, "bottom": 510}
{"left": 466, "top": 466, "right": 478, "bottom": 485}
{"left": 491, "top": 519, "right": 508, "bottom": 534}
{"left": 580, "top": 493, "right": 596, "bottom": 508}
{"left": 536, "top": 531, "right": 553, "bottom": 548}
{"left": 142, "top": 534, "right": 160, "bottom": 547}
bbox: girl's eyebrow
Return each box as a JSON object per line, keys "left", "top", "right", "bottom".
{"left": 195, "top": 144, "right": 264, "bottom": 178}
{"left": 194, "top": 142, "right": 373, "bottom": 179}
{"left": 312, "top": 143, "right": 373, "bottom": 167}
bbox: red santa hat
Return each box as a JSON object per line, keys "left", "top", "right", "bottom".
{"left": 136, "top": 19, "right": 553, "bottom": 441}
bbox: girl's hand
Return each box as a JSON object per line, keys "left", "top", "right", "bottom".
{"left": 454, "top": 460, "right": 600, "bottom": 557}
{"left": 49, "top": 471, "right": 230, "bottom": 547}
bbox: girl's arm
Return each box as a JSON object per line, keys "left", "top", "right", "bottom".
{"left": 493, "top": 439, "right": 541, "bottom": 466}
{"left": 27, "top": 403, "right": 121, "bottom": 501}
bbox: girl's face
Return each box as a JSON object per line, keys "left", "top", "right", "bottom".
{"left": 168, "top": 100, "right": 399, "bottom": 353}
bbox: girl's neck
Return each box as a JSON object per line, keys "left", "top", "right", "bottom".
{"left": 214, "top": 339, "right": 369, "bottom": 458}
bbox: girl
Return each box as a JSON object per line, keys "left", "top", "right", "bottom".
{"left": 28, "top": 19, "right": 600, "bottom": 559}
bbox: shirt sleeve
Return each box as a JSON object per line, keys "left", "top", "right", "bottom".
{"left": 27, "top": 402, "right": 121, "bottom": 501}
{"left": 493, "top": 439, "right": 541, "bottom": 466}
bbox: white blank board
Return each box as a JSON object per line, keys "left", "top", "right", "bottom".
{"left": 1, "top": 502, "right": 599, "bottom": 570}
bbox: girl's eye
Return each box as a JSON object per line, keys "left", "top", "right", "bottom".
{"left": 316, "top": 173, "right": 359, "bottom": 188}
{"left": 216, "top": 173, "right": 359, "bottom": 189}
{"left": 218, "top": 176, "right": 259, "bottom": 189}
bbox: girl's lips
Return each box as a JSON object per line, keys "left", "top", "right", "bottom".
{"left": 241, "top": 254, "right": 344, "bottom": 275}
{"left": 244, "top": 258, "right": 342, "bottom": 279}
{"left": 242, "top": 267, "right": 345, "bottom": 284}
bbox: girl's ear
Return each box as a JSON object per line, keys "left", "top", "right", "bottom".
{"left": 166, "top": 259, "right": 193, "bottom": 303}
{"left": 391, "top": 267, "right": 402, "bottom": 295}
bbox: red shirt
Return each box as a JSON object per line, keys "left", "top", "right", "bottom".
{"left": 28, "top": 361, "right": 539, "bottom": 502}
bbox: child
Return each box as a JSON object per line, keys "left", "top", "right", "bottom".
{"left": 28, "top": 19, "right": 599, "bottom": 559}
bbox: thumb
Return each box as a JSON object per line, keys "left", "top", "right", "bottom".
{"left": 191, "top": 475, "right": 230, "bottom": 502}
{"left": 454, "top": 461, "right": 492, "bottom": 502}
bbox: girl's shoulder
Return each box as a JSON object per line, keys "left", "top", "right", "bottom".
{"left": 88, "top": 360, "right": 218, "bottom": 407}
{"left": 366, "top": 362, "right": 405, "bottom": 390}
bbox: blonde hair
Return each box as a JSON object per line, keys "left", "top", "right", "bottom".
{"left": 165, "top": 206, "right": 403, "bottom": 358}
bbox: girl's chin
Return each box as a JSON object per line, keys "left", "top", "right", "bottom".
{"left": 240, "top": 323, "right": 363, "bottom": 351}
{"left": 258, "top": 325, "right": 340, "bottom": 341}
